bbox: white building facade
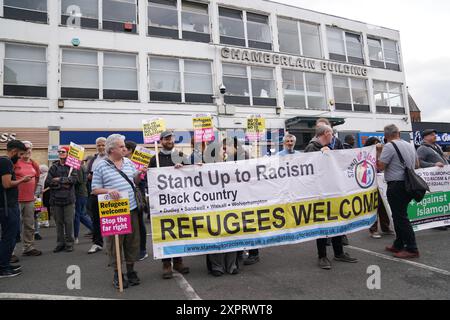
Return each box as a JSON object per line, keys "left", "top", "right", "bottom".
{"left": 0, "top": 0, "right": 411, "bottom": 154}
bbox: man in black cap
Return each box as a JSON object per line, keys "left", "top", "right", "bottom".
{"left": 417, "top": 129, "right": 449, "bottom": 231}
{"left": 417, "top": 129, "right": 448, "bottom": 168}
{"left": 149, "top": 130, "right": 190, "bottom": 279}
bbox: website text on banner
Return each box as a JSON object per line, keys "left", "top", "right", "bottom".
{"left": 66, "top": 142, "right": 85, "bottom": 170}
{"left": 148, "top": 146, "right": 379, "bottom": 259}
{"left": 98, "top": 192, "right": 132, "bottom": 237}
{"left": 379, "top": 166, "right": 450, "bottom": 231}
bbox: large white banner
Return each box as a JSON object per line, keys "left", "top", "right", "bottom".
{"left": 148, "top": 147, "right": 379, "bottom": 259}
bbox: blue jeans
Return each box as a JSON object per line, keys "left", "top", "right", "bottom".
{"left": 0, "top": 205, "right": 20, "bottom": 271}
{"left": 74, "top": 196, "right": 93, "bottom": 238}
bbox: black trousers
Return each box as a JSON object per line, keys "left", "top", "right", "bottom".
{"left": 88, "top": 195, "right": 103, "bottom": 247}
{"left": 317, "top": 236, "right": 343, "bottom": 259}
{"left": 138, "top": 210, "right": 147, "bottom": 252}
{"left": 387, "top": 181, "right": 418, "bottom": 252}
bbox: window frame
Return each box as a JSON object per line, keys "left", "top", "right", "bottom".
{"left": 333, "top": 75, "right": 370, "bottom": 113}
{"left": 219, "top": 6, "right": 272, "bottom": 50}
{"left": 60, "top": 48, "right": 139, "bottom": 101}
{"left": 282, "top": 69, "right": 327, "bottom": 110}
{"left": 149, "top": 55, "right": 213, "bottom": 103}
{"left": 327, "top": 27, "right": 365, "bottom": 65}
{"left": 373, "top": 80, "right": 405, "bottom": 114}
{"left": 277, "top": 16, "right": 322, "bottom": 59}
{"left": 2, "top": 0, "right": 48, "bottom": 24}
{"left": 3, "top": 42, "right": 48, "bottom": 98}
{"left": 368, "top": 36, "right": 401, "bottom": 71}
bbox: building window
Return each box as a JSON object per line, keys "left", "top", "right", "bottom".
{"left": 251, "top": 66, "right": 276, "bottom": 106}
{"left": 247, "top": 13, "right": 272, "bottom": 50}
{"left": 102, "top": 0, "right": 137, "bottom": 33}
{"left": 368, "top": 37, "right": 401, "bottom": 71}
{"left": 3, "top": 0, "right": 48, "bottom": 23}
{"left": 222, "top": 63, "right": 250, "bottom": 105}
{"left": 219, "top": 7, "right": 272, "bottom": 50}
{"left": 148, "top": 0, "right": 178, "bottom": 39}
{"left": 327, "top": 27, "right": 364, "bottom": 65}
{"left": 61, "top": 49, "right": 99, "bottom": 99}
{"left": 219, "top": 7, "right": 245, "bottom": 47}
{"left": 61, "top": 0, "right": 99, "bottom": 29}
{"left": 181, "top": 1, "right": 210, "bottom": 43}
{"left": 277, "top": 17, "right": 322, "bottom": 58}
{"left": 282, "top": 70, "right": 326, "bottom": 110}
{"left": 373, "top": 81, "right": 404, "bottom": 114}
{"left": 222, "top": 64, "right": 276, "bottom": 106}
{"left": 60, "top": 0, "right": 137, "bottom": 33}
{"left": 103, "top": 52, "right": 138, "bottom": 100}
{"left": 184, "top": 59, "right": 213, "bottom": 103}
{"left": 3, "top": 43, "right": 47, "bottom": 97}
{"left": 149, "top": 57, "right": 181, "bottom": 102}
{"left": 333, "top": 76, "right": 369, "bottom": 112}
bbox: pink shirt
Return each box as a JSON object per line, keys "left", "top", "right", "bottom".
{"left": 14, "top": 159, "right": 38, "bottom": 202}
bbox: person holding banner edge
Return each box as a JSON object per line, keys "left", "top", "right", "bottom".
{"left": 92, "top": 134, "right": 147, "bottom": 289}
{"left": 377, "top": 124, "right": 421, "bottom": 259}
{"left": 149, "top": 130, "right": 191, "bottom": 279}
{"left": 304, "top": 125, "right": 358, "bottom": 270}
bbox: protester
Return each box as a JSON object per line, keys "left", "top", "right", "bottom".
{"left": 417, "top": 129, "right": 449, "bottom": 231}
{"left": 150, "top": 131, "right": 190, "bottom": 279}
{"left": 1, "top": 140, "right": 30, "bottom": 278}
{"left": 92, "top": 134, "right": 145, "bottom": 289}
{"left": 305, "top": 125, "right": 358, "bottom": 270}
{"left": 277, "top": 134, "right": 300, "bottom": 156}
{"left": 74, "top": 160, "right": 93, "bottom": 244}
{"left": 125, "top": 140, "right": 149, "bottom": 261}
{"left": 315, "top": 119, "right": 349, "bottom": 246}
{"left": 343, "top": 135, "right": 356, "bottom": 149}
{"left": 35, "top": 164, "right": 49, "bottom": 234}
{"left": 86, "top": 137, "right": 107, "bottom": 254}
{"left": 45, "top": 146, "right": 78, "bottom": 253}
{"left": 364, "top": 137, "right": 395, "bottom": 239}
{"left": 377, "top": 124, "right": 421, "bottom": 259}
{"left": 14, "top": 141, "right": 42, "bottom": 256}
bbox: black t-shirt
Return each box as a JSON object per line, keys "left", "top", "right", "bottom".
{"left": 0, "top": 157, "right": 18, "bottom": 208}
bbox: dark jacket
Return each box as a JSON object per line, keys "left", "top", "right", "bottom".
{"left": 304, "top": 139, "right": 324, "bottom": 153}
{"left": 45, "top": 161, "right": 78, "bottom": 207}
{"left": 150, "top": 150, "right": 188, "bottom": 168}
{"left": 417, "top": 143, "right": 449, "bottom": 168}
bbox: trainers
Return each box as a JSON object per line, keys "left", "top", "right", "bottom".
{"left": 394, "top": 250, "right": 420, "bottom": 259}
{"left": 211, "top": 270, "right": 224, "bottom": 277}
{"left": 34, "top": 234, "right": 42, "bottom": 241}
{"left": 318, "top": 257, "right": 331, "bottom": 270}
{"left": 139, "top": 251, "right": 149, "bottom": 261}
{"left": 74, "top": 238, "right": 79, "bottom": 245}
{"left": 370, "top": 232, "right": 382, "bottom": 239}
{"left": 173, "top": 261, "right": 190, "bottom": 274}
{"left": 10, "top": 255, "right": 19, "bottom": 264}
{"left": 127, "top": 271, "right": 140, "bottom": 286}
{"left": 244, "top": 255, "right": 260, "bottom": 266}
{"left": 0, "top": 268, "right": 22, "bottom": 279}
{"left": 334, "top": 253, "right": 358, "bottom": 263}
{"left": 113, "top": 272, "right": 129, "bottom": 289}
{"left": 162, "top": 262, "right": 173, "bottom": 279}
{"left": 65, "top": 246, "right": 74, "bottom": 253}
{"left": 53, "top": 246, "right": 66, "bottom": 253}
{"left": 23, "top": 249, "right": 42, "bottom": 257}
{"left": 88, "top": 244, "right": 102, "bottom": 254}
{"left": 10, "top": 264, "right": 22, "bottom": 272}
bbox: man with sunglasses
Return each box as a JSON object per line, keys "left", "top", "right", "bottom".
{"left": 45, "top": 146, "right": 78, "bottom": 253}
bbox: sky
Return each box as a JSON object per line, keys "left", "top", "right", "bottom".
{"left": 273, "top": 0, "right": 450, "bottom": 123}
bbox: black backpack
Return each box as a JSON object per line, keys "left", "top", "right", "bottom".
{"left": 391, "top": 142, "right": 430, "bottom": 202}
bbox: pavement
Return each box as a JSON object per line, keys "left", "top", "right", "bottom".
{"left": 1, "top": 220, "right": 449, "bottom": 300}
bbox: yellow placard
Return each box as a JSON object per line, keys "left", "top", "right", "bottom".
{"left": 143, "top": 118, "right": 166, "bottom": 143}
{"left": 98, "top": 198, "right": 130, "bottom": 218}
{"left": 68, "top": 142, "right": 85, "bottom": 161}
{"left": 131, "top": 146, "right": 155, "bottom": 166}
{"left": 193, "top": 116, "right": 213, "bottom": 130}
{"left": 247, "top": 117, "right": 266, "bottom": 133}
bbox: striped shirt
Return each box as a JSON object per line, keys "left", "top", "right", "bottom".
{"left": 92, "top": 158, "right": 138, "bottom": 210}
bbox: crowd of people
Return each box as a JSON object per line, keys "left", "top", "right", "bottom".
{"left": 0, "top": 119, "right": 448, "bottom": 289}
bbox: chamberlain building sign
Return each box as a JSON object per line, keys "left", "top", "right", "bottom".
{"left": 220, "top": 47, "right": 368, "bottom": 77}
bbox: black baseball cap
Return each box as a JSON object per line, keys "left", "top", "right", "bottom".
{"left": 422, "top": 129, "right": 437, "bottom": 137}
